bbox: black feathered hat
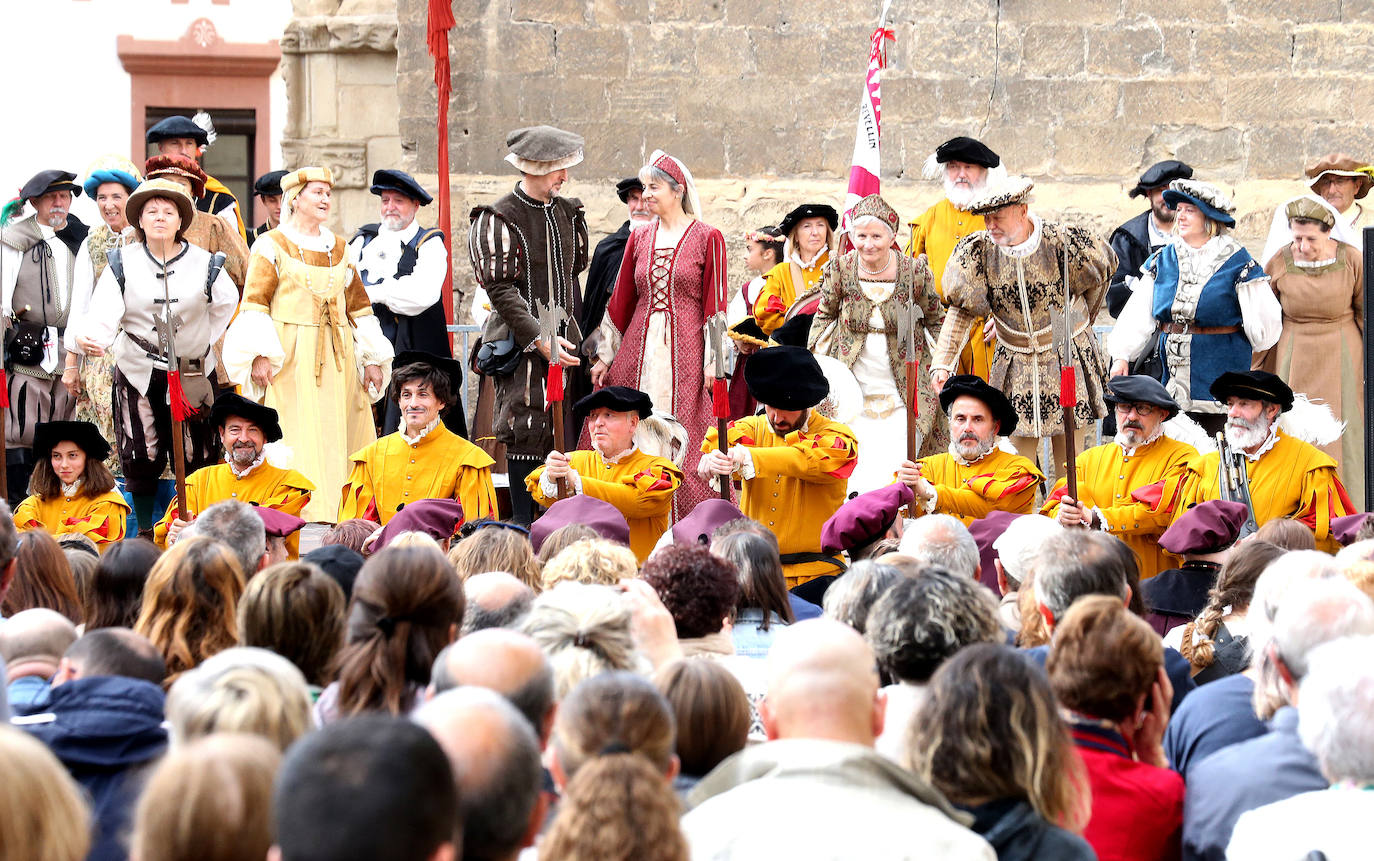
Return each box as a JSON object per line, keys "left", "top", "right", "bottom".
{"left": 939, "top": 375, "right": 1018, "bottom": 436}
{"left": 211, "top": 393, "right": 284, "bottom": 443}
{"left": 744, "top": 346, "right": 829, "bottom": 410}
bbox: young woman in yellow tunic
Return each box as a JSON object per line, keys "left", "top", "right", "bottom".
{"left": 753, "top": 204, "right": 837, "bottom": 335}
{"left": 14, "top": 421, "right": 129, "bottom": 550}
{"left": 222, "top": 167, "right": 393, "bottom": 522}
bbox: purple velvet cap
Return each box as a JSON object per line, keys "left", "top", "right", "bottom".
{"left": 1331, "top": 512, "right": 1374, "bottom": 546}
{"left": 1159, "top": 500, "right": 1249, "bottom": 555}
{"left": 821, "top": 482, "right": 914, "bottom": 555}
{"left": 254, "top": 506, "right": 306, "bottom": 539}
{"left": 530, "top": 495, "right": 631, "bottom": 552}
{"left": 967, "top": 510, "right": 1024, "bottom": 592}
{"left": 672, "top": 498, "right": 745, "bottom": 546}
{"left": 371, "top": 498, "right": 464, "bottom": 552}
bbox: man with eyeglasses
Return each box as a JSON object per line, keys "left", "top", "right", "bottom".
{"left": 1042, "top": 375, "right": 1199, "bottom": 579}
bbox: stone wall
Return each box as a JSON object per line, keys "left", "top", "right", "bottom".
{"left": 294, "top": 0, "right": 1374, "bottom": 310}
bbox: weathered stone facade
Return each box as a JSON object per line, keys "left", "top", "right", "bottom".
{"left": 289, "top": 0, "right": 1374, "bottom": 310}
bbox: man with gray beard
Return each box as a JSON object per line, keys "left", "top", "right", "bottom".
{"left": 1042, "top": 375, "right": 1198, "bottom": 579}
{"left": 896, "top": 375, "right": 1042, "bottom": 525}
{"left": 905, "top": 137, "right": 1006, "bottom": 379}
{"left": 1176, "top": 370, "right": 1353, "bottom": 552}
{"left": 1, "top": 170, "right": 89, "bottom": 503}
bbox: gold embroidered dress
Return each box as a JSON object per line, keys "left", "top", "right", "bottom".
{"left": 906, "top": 198, "right": 993, "bottom": 378}
{"left": 222, "top": 224, "right": 393, "bottom": 522}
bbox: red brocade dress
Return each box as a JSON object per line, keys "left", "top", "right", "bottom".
{"left": 601, "top": 219, "right": 728, "bottom": 519}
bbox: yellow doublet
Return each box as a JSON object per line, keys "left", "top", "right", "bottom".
{"left": 905, "top": 199, "right": 992, "bottom": 378}
{"left": 917, "top": 447, "right": 1043, "bottom": 525}
{"left": 1041, "top": 436, "right": 1197, "bottom": 579}
{"left": 1178, "top": 432, "right": 1353, "bottom": 551}
{"left": 15, "top": 490, "right": 130, "bottom": 551}
{"left": 527, "top": 448, "right": 683, "bottom": 563}
{"left": 339, "top": 424, "right": 497, "bottom": 526}
{"left": 703, "top": 410, "right": 857, "bottom": 587}
{"left": 153, "top": 462, "right": 316, "bottom": 556}
{"left": 753, "top": 252, "right": 831, "bottom": 335}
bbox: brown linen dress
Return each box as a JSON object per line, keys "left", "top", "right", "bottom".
{"left": 1258, "top": 241, "right": 1364, "bottom": 503}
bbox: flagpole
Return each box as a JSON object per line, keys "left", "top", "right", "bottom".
{"left": 839, "top": 0, "right": 896, "bottom": 252}
{"left": 427, "top": 0, "right": 456, "bottom": 354}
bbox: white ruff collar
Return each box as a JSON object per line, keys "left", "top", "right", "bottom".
{"left": 998, "top": 214, "right": 1043, "bottom": 259}
{"left": 1114, "top": 424, "right": 1165, "bottom": 456}
{"left": 597, "top": 444, "right": 638, "bottom": 465}
{"left": 1241, "top": 426, "right": 1281, "bottom": 462}
{"left": 61, "top": 478, "right": 84, "bottom": 499}
{"left": 227, "top": 450, "right": 267, "bottom": 479}
{"left": 399, "top": 415, "right": 442, "bottom": 446}
{"left": 949, "top": 440, "right": 995, "bottom": 466}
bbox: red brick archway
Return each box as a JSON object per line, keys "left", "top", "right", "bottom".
{"left": 118, "top": 17, "right": 281, "bottom": 223}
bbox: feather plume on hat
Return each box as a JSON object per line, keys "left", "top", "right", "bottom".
{"left": 191, "top": 111, "right": 217, "bottom": 148}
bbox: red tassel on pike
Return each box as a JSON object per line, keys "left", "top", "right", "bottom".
{"left": 168, "top": 370, "right": 199, "bottom": 421}
{"left": 712, "top": 378, "right": 730, "bottom": 419}
{"left": 547, "top": 363, "right": 564, "bottom": 402}
{"left": 0, "top": 369, "right": 9, "bottom": 409}
{"left": 1060, "top": 367, "right": 1077, "bottom": 408}
{"left": 907, "top": 361, "right": 920, "bottom": 418}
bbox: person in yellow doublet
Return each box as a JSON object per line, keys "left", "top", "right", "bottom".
{"left": 221, "top": 167, "right": 394, "bottom": 523}
{"left": 527, "top": 386, "right": 682, "bottom": 563}
{"left": 897, "top": 375, "right": 1042, "bottom": 525}
{"left": 1044, "top": 376, "right": 1198, "bottom": 580}
{"left": 339, "top": 354, "right": 496, "bottom": 527}
{"left": 153, "top": 394, "right": 314, "bottom": 557}
{"left": 13, "top": 422, "right": 129, "bottom": 551}
{"left": 1172, "top": 371, "right": 1354, "bottom": 552}
{"left": 700, "top": 347, "right": 857, "bottom": 588}
{"left": 904, "top": 137, "right": 1007, "bottom": 379}
{"left": 753, "top": 204, "right": 837, "bottom": 335}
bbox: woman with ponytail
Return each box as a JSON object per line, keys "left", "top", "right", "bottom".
{"left": 315, "top": 545, "right": 464, "bottom": 722}
{"left": 541, "top": 752, "right": 688, "bottom": 861}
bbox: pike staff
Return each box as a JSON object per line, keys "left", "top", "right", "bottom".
{"left": 708, "top": 313, "right": 732, "bottom": 500}
{"left": 536, "top": 299, "right": 571, "bottom": 499}
{"left": 1059, "top": 243, "right": 1079, "bottom": 503}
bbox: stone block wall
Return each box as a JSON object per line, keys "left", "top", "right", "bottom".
{"left": 292, "top": 0, "right": 1373, "bottom": 313}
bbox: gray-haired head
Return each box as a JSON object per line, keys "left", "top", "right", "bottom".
{"left": 898, "top": 514, "right": 980, "bottom": 580}
{"left": 865, "top": 565, "right": 1002, "bottom": 684}
{"left": 185, "top": 500, "right": 266, "bottom": 577}
{"left": 1297, "top": 635, "right": 1374, "bottom": 784}
{"left": 822, "top": 560, "right": 904, "bottom": 635}
{"left": 1031, "top": 531, "right": 1131, "bottom": 625}
{"left": 992, "top": 515, "right": 1065, "bottom": 587}
{"left": 1269, "top": 577, "right": 1374, "bottom": 684}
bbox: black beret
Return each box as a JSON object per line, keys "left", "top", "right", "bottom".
{"left": 20, "top": 170, "right": 81, "bottom": 201}
{"left": 32, "top": 421, "right": 110, "bottom": 462}
{"left": 210, "top": 393, "right": 284, "bottom": 442}
{"left": 145, "top": 116, "right": 208, "bottom": 147}
{"left": 778, "top": 203, "right": 839, "bottom": 235}
{"left": 1209, "top": 370, "right": 1294, "bottom": 412}
{"left": 935, "top": 136, "right": 1001, "bottom": 169}
{"left": 768, "top": 313, "right": 814, "bottom": 348}
{"left": 1104, "top": 375, "right": 1180, "bottom": 419}
{"left": 302, "top": 544, "right": 364, "bottom": 601}
{"left": 615, "top": 176, "right": 644, "bottom": 202}
{"left": 1130, "top": 160, "right": 1194, "bottom": 198}
{"left": 744, "top": 346, "right": 829, "bottom": 410}
{"left": 369, "top": 169, "right": 433, "bottom": 205}
{"left": 393, "top": 350, "right": 463, "bottom": 403}
{"left": 253, "top": 170, "right": 289, "bottom": 197}
{"left": 574, "top": 385, "right": 653, "bottom": 421}
{"left": 939, "top": 375, "right": 1018, "bottom": 436}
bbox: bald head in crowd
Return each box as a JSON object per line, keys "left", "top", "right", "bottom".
{"left": 460, "top": 572, "right": 535, "bottom": 635}
{"left": 760, "top": 618, "right": 885, "bottom": 746}
{"left": 0, "top": 609, "right": 77, "bottom": 682}
{"left": 414, "top": 687, "right": 546, "bottom": 861}
{"left": 429, "top": 629, "right": 555, "bottom": 745}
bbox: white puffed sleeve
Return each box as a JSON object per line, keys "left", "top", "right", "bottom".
{"left": 221, "top": 309, "right": 285, "bottom": 402}
{"left": 1238, "top": 274, "right": 1282, "bottom": 352}
{"left": 351, "top": 313, "right": 395, "bottom": 404}
{"left": 1106, "top": 269, "right": 1158, "bottom": 363}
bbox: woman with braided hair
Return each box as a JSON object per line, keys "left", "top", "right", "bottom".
{"left": 1169, "top": 538, "right": 1284, "bottom": 682}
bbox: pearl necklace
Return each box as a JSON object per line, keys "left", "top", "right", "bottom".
{"left": 857, "top": 250, "right": 894, "bottom": 278}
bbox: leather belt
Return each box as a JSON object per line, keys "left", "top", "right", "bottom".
{"left": 1160, "top": 322, "right": 1240, "bottom": 335}
{"left": 992, "top": 317, "right": 1090, "bottom": 353}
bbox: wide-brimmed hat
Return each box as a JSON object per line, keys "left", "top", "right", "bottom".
{"left": 820, "top": 482, "right": 914, "bottom": 556}
{"left": 32, "top": 421, "right": 111, "bottom": 462}
{"left": 1163, "top": 179, "right": 1236, "bottom": 227}
{"left": 126, "top": 178, "right": 196, "bottom": 242}
{"left": 1159, "top": 500, "right": 1249, "bottom": 555}
{"left": 1209, "top": 370, "right": 1294, "bottom": 412}
{"left": 1304, "top": 153, "right": 1373, "bottom": 200}
{"left": 967, "top": 175, "right": 1034, "bottom": 215}
{"left": 145, "top": 115, "right": 209, "bottom": 147}
{"left": 144, "top": 154, "right": 207, "bottom": 199}
{"left": 210, "top": 392, "right": 283, "bottom": 442}
{"left": 744, "top": 346, "right": 829, "bottom": 410}
{"left": 778, "top": 203, "right": 839, "bottom": 235}
{"left": 574, "top": 386, "right": 653, "bottom": 422}
{"left": 939, "top": 375, "right": 1018, "bottom": 435}
{"left": 1103, "top": 375, "right": 1180, "bottom": 420}
{"left": 20, "top": 170, "right": 81, "bottom": 201}
{"left": 1129, "top": 160, "right": 1193, "bottom": 198}
{"left": 504, "top": 125, "right": 584, "bottom": 176}
{"left": 370, "top": 169, "right": 432, "bottom": 205}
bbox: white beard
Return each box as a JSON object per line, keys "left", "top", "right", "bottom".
{"left": 944, "top": 175, "right": 985, "bottom": 210}
{"left": 951, "top": 434, "right": 995, "bottom": 462}
{"left": 1225, "top": 414, "right": 1272, "bottom": 451}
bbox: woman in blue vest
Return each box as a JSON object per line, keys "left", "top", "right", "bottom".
{"left": 1107, "top": 179, "right": 1282, "bottom": 434}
